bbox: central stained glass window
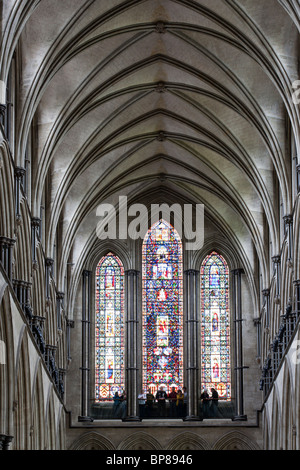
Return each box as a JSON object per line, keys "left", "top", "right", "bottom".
{"left": 142, "top": 219, "right": 183, "bottom": 395}
{"left": 95, "top": 253, "right": 125, "bottom": 401}
{"left": 200, "top": 251, "right": 231, "bottom": 400}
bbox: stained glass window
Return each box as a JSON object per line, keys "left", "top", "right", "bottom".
{"left": 142, "top": 220, "right": 183, "bottom": 395}
{"left": 95, "top": 253, "right": 125, "bottom": 401}
{"left": 200, "top": 251, "right": 231, "bottom": 400}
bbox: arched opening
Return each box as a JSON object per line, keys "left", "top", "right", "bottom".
{"left": 142, "top": 220, "right": 183, "bottom": 397}
{"left": 200, "top": 251, "right": 231, "bottom": 401}
{"left": 94, "top": 253, "right": 125, "bottom": 401}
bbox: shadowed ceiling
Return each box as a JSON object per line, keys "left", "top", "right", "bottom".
{"left": 1, "top": 0, "right": 299, "bottom": 304}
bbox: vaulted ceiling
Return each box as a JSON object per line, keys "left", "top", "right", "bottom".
{"left": 1, "top": 0, "right": 299, "bottom": 302}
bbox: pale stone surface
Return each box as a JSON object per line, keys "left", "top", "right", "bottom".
{"left": 0, "top": 0, "right": 299, "bottom": 450}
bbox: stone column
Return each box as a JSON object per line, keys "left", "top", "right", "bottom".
{"left": 31, "top": 217, "right": 41, "bottom": 266}
{"left": 184, "top": 269, "right": 201, "bottom": 421}
{"left": 272, "top": 255, "right": 281, "bottom": 304}
{"left": 294, "top": 280, "right": 300, "bottom": 321}
{"left": 0, "top": 237, "right": 15, "bottom": 280}
{"left": 24, "top": 281, "right": 32, "bottom": 322}
{"left": 14, "top": 166, "right": 25, "bottom": 220}
{"left": 6, "top": 238, "right": 15, "bottom": 281}
{"left": 56, "top": 291, "right": 64, "bottom": 331}
{"left": 67, "top": 319, "right": 75, "bottom": 364}
{"left": 232, "top": 268, "right": 247, "bottom": 421}
{"left": 262, "top": 288, "right": 270, "bottom": 329}
{"left": 123, "top": 269, "right": 140, "bottom": 421}
{"left": 296, "top": 164, "right": 300, "bottom": 194}
{"left": 283, "top": 214, "right": 293, "bottom": 266}
{"left": 78, "top": 270, "right": 92, "bottom": 421}
{"left": 253, "top": 317, "right": 261, "bottom": 362}
{"left": 45, "top": 258, "right": 54, "bottom": 300}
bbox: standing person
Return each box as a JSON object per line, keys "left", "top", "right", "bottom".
{"left": 145, "top": 389, "right": 155, "bottom": 417}
{"left": 120, "top": 389, "right": 127, "bottom": 418}
{"left": 176, "top": 389, "right": 184, "bottom": 417}
{"left": 182, "top": 386, "right": 187, "bottom": 417}
{"left": 200, "top": 388, "right": 210, "bottom": 418}
{"left": 156, "top": 386, "right": 167, "bottom": 417}
{"left": 113, "top": 391, "right": 121, "bottom": 418}
{"left": 138, "top": 390, "right": 146, "bottom": 418}
{"left": 210, "top": 387, "right": 219, "bottom": 418}
{"left": 168, "top": 386, "right": 177, "bottom": 417}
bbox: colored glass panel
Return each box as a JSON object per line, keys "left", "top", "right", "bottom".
{"left": 200, "top": 251, "right": 231, "bottom": 400}
{"left": 142, "top": 220, "right": 183, "bottom": 395}
{"left": 95, "top": 253, "right": 125, "bottom": 401}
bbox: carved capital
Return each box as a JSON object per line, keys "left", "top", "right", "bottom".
{"left": 31, "top": 217, "right": 41, "bottom": 229}
{"left": 125, "top": 269, "right": 139, "bottom": 277}
{"left": 45, "top": 257, "right": 54, "bottom": 267}
{"left": 232, "top": 268, "right": 244, "bottom": 275}
{"left": 56, "top": 291, "right": 64, "bottom": 300}
{"left": 283, "top": 214, "right": 293, "bottom": 226}
{"left": 14, "top": 166, "right": 25, "bottom": 179}
{"left": 67, "top": 319, "right": 75, "bottom": 328}
{"left": 253, "top": 317, "right": 261, "bottom": 326}
{"left": 262, "top": 288, "right": 270, "bottom": 297}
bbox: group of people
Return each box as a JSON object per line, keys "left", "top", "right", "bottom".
{"left": 112, "top": 385, "right": 219, "bottom": 419}
{"left": 139, "top": 386, "right": 187, "bottom": 418}
{"left": 200, "top": 387, "right": 219, "bottom": 418}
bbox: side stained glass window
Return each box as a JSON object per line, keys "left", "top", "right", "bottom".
{"left": 142, "top": 219, "right": 183, "bottom": 395}
{"left": 200, "top": 251, "right": 231, "bottom": 400}
{"left": 95, "top": 253, "right": 125, "bottom": 401}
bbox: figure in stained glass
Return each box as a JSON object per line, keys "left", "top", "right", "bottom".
{"left": 142, "top": 220, "right": 183, "bottom": 395}
{"left": 95, "top": 253, "right": 125, "bottom": 401}
{"left": 201, "top": 251, "right": 231, "bottom": 400}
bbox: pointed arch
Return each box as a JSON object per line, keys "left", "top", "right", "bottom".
{"left": 94, "top": 252, "right": 125, "bottom": 400}
{"left": 200, "top": 251, "right": 231, "bottom": 400}
{"left": 142, "top": 219, "right": 183, "bottom": 395}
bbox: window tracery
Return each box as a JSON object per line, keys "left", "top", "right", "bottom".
{"left": 95, "top": 253, "right": 125, "bottom": 400}
{"left": 142, "top": 220, "right": 184, "bottom": 395}
{"left": 200, "top": 251, "right": 231, "bottom": 400}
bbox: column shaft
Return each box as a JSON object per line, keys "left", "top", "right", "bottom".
{"left": 232, "top": 269, "right": 247, "bottom": 421}
{"left": 79, "top": 270, "right": 92, "bottom": 421}
{"left": 123, "top": 269, "right": 140, "bottom": 421}
{"left": 184, "top": 269, "right": 201, "bottom": 421}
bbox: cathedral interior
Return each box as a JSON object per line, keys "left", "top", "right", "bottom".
{"left": 0, "top": 0, "right": 300, "bottom": 451}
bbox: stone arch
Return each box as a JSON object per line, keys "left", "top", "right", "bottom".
{"left": 263, "top": 409, "right": 270, "bottom": 450}
{"left": 213, "top": 431, "right": 261, "bottom": 450}
{"left": 45, "top": 388, "right": 56, "bottom": 450}
{"left": 167, "top": 432, "right": 210, "bottom": 450}
{"left": 0, "top": 287, "right": 15, "bottom": 438}
{"left": 68, "top": 431, "right": 115, "bottom": 450}
{"left": 13, "top": 330, "right": 32, "bottom": 449}
{"left": 281, "top": 359, "right": 295, "bottom": 449}
{"left": 117, "top": 432, "right": 162, "bottom": 450}
{"left": 270, "top": 390, "right": 281, "bottom": 450}
{"left": 31, "top": 361, "right": 45, "bottom": 450}
{"left": 56, "top": 405, "right": 65, "bottom": 450}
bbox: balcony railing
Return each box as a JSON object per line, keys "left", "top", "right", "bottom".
{"left": 260, "top": 302, "right": 300, "bottom": 398}
{"left": 89, "top": 399, "right": 235, "bottom": 420}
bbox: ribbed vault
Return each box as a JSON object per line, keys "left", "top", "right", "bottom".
{"left": 1, "top": 0, "right": 299, "bottom": 308}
